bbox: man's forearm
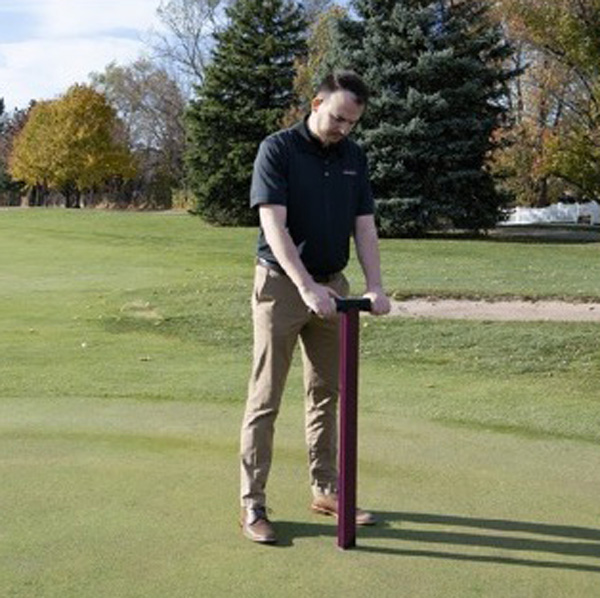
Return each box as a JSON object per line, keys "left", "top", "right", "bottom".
{"left": 354, "top": 215, "right": 384, "bottom": 291}
{"left": 259, "top": 205, "right": 314, "bottom": 291}
{"left": 259, "top": 205, "right": 337, "bottom": 316}
{"left": 354, "top": 214, "right": 391, "bottom": 316}
{"left": 260, "top": 205, "right": 336, "bottom": 316}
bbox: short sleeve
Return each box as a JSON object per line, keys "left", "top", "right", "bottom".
{"left": 250, "top": 135, "right": 288, "bottom": 209}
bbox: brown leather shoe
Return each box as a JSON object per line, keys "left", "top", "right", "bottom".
{"left": 240, "top": 506, "right": 277, "bottom": 543}
{"left": 311, "top": 494, "right": 376, "bottom": 526}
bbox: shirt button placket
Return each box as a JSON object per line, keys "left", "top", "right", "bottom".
{"left": 322, "top": 158, "right": 332, "bottom": 269}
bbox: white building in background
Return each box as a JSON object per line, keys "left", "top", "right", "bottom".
{"left": 503, "top": 201, "right": 600, "bottom": 226}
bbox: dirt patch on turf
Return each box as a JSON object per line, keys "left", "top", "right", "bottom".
{"left": 389, "top": 298, "right": 600, "bottom": 321}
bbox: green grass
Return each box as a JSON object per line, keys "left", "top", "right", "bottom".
{"left": 377, "top": 235, "right": 600, "bottom": 300}
{"left": 1, "top": 209, "right": 600, "bottom": 597}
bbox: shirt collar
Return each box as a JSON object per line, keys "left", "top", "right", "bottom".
{"left": 292, "top": 116, "right": 345, "bottom": 157}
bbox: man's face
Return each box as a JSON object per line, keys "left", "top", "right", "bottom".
{"left": 310, "top": 90, "right": 365, "bottom": 146}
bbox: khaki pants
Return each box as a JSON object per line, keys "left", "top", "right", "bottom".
{"left": 240, "top": 265, "right": 349, "bottom": 508}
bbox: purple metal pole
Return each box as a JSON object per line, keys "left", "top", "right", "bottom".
{"left": 337, "top": 307, "right": 359, "bottom": 549}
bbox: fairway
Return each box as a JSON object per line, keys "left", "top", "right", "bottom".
{"left": 1, "top": 210, "right": 600, "bottom": 597}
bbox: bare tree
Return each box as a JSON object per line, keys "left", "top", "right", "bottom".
{"left": 90, "top": 59, "right": 187, "bottom": 202}
{"left": 148, "top": 0, "right": 228, "bottom": 95}
{"left": 303, "top": 0, "right": 333, "bottom": 23}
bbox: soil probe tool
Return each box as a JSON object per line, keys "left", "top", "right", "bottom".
{"left": 335, "top": 297, "right": 372, "bottom": 550}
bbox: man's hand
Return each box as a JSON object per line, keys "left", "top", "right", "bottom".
{"left": 363, "top": 286, "right": 391, "bottom": 316}
{"left": 299, "top": 282, "right": 339, "bottom": 317}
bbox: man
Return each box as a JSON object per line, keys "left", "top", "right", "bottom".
{"left": 240, "top": 70, "right": 391, "bottom": 544}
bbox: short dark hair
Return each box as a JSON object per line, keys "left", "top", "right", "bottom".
{"left": 317, "top": 70, "right": 370, "bottom": 105}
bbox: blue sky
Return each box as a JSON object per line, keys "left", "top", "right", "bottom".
{"left": 0, "top": 0, "right": 165, "bottom": 111}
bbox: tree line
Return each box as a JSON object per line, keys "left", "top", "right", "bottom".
{"left": 1, "top": 0, "right": 599, "bottom": 236}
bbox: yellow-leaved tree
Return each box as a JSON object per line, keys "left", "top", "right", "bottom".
{"left": 9, "top": 84, "right": 136, "bottom": 207}
{"left": 493, "top": 0, "right": 600, "bottom": 204}
{"left": 283, "top": 5, "right": 346, "bottom": 127}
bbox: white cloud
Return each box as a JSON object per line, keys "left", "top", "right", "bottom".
{"left": 1, "top": 36, "right": 145, "bottom": 109}
{"left": 36, "top": 0, "right": 161, "bottom": 38}
{"left": 0, "top": 0, "right": 163, "bottom": 111}
{"left": 0, "top": 1, "right": 47, "bottom": 12}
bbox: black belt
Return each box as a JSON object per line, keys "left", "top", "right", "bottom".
{"left": 256, "top": 257, "right": 338, "bottom": 283}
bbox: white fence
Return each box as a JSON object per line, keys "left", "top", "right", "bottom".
{"left": 503, "top": 201, "right": 600, "bottom": 226}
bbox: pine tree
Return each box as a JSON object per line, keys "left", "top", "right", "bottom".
{"left": 186, "top": 0, "right": 306, "bottom": 225}
{"left": 336, "top": 0, "right": 515, "bottom": 236}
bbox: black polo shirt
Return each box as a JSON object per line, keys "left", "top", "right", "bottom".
{"left": 250, "top": 118, "right": 374, "bottom": 276}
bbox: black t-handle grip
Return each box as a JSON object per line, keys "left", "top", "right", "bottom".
{"left": 335, "top": 297, "right": 372, "bottom": 313}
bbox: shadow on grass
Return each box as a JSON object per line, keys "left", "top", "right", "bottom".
{"left": 275, "top": 512, "right": 600, "bottom": 572}
{"left": 486, "top": 226, "right": 600, "bottom": 245}
{"left": 420, "top": 226, "right": 600, "bottom": 245}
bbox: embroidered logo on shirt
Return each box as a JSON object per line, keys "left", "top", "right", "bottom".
{"left": 343, "top": 170, "right": 357, "bottom": 176}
